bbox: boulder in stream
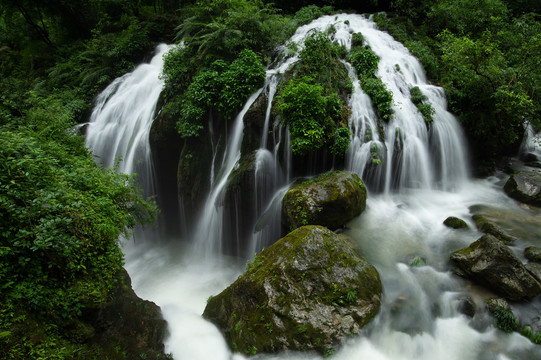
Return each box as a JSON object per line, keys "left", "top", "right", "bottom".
{"left": 443, "top": 216, "right": 469, "bottom": 230}
{"left": 282, "top": 171, "right": 367, "bottom": 231}
{"left": 504, "top": 171, "right": 541, "bottom": 207}
{"left": 450, "top": 234, "right": 541, "bottom": 301}
{"left": 203, "top": 225, "right": 382, "bottom": 356}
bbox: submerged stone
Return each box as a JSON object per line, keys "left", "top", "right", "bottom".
{"left": 504, "top": 171, "right": 541, "bottom": 207}
{"left": 450, "top": 234, "right": 541, "bottom": 301}
{"left": 203, "top": 225, "right": 382, "bottom": 356}
{"left": 443, "top": 216, "right": 469, "bottom": 230}
{"left": 282, "top": 171, "right": 367, "bottom": 231}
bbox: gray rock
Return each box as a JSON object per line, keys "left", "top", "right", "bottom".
{"left": 504, "top": 171, "right": 541, "bottom": 207}
{"left": 203, "top": 225, "right": 382, "bottom": 356}
{"left": 450, "top": 234, "right": 541, "bottom": 301}
{"left": 456, "top": 296, "right": 476, "bottom": 318}
{"left": 282, "top": 171, "right": 367, "bottom": 231}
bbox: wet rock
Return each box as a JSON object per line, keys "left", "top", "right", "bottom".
{"left": 485, "top": 298, "right": 518, "bottom": 333}
{"left": 450, "top": 234, "right": 541, "bottom": 301}
{"left": 525, "top": 246, "right": 541, "bottom": 263}
{"left": 443, "top": 216, "right": 469, "bottom": 230}
{"left": 485, "top": 297, "right": 511, "bottom": 312}
{"left": 203, "top": 226, "right": 382, "bottom": 356}
{"left": 282, "top": 171, "right": 367, "bottom": 231}
{"left": 471, "top": 214, "right": 515, "bottom": 244}
{"left": 504, "top": 171, "right": 541, "bottom": 207}
{"left": 456, "top": 296, "right": 476, "bottom": 318}
{"left": 520, "top": 152, "right": 539, "bottom": 163}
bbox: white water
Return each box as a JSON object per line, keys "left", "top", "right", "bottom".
{"left": 85, "top": 15, "right": 541, "bottom": 360}
{"left": 85, "top": 44, "right": 172, "bottom": 195}
{"left": 521, "top": 124, "right": 541, "bottom": 159}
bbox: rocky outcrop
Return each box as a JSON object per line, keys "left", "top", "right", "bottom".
{"left": 450, "top": 234, "right": 541, "bottom": 301}
{"left": 203, "top": 225, "right": 382, "bottom": 356}
{"left": 504, "top": 171, "right": 541, "bottom": 207}
{"left": 84, "top": 269, "right": 168, "bottom": 359}
{"left": 282, "top": 171, "right": 367, "bottom": 231}
{"left": 443, "top": 216, "right": 469, "bottom": 229}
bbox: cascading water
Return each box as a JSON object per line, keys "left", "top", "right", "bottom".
{"left": 86, "top": 14, "right": 541, "bottom": 360}
{"left": 85, "top": 44, "right": 172, "bottom": 197}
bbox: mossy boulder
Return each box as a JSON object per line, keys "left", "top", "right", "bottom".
{"left": 450, "top": 234, "right": 541, "bottom": 301}
{"left": 504, "top": 171, "right": 541, "bottom": 207}
{"left": 443, "top": 216, "right": 469, "bottom": 229}
{"left": 203, "top": 225, "right": 382, "bottom": 356}
{"left": 282, "top": 171, "right": 367, "bottom": 231}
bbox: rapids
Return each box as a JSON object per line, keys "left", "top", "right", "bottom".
{"left": 85, "top": 14, "right": 541, "bottom": 360}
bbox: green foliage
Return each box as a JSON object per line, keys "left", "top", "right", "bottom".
{"left": 410, "top": 86, "right": 435, "bottom": 124}
{"left": 348, "top": 37, "right": 394, "bottom": 123}
{"left": 172, "top": 49, "right": 266, "bottom": 138}
{"left": 298, "top": 31, "right": 350, "bottom": 94}
{"left": 293, "top": 5, "right": 335, "bottom": 26}
{"left": 374, "top": 5, "right": 541, "bottom": 160}
{"left": 491, "top": 306, "right": 518, "bottom": 333}
{"left": 330, "top": 127, "right": 352, "bottom": 156}
{"left": 175, "top": 0, "right": 293, "bottom": 65}
{"left": 277, "top": 31, "right": 352, "bottom": 157}
{"left": 426, "top": 0, "right": 509, "bottom": 36}
{"left": 362, "top": 77, "right": 394, "bottom": 122}
{"left": 278, "top": 77, "right": 342, "bottom": 156}
{"left": 438, "top": 29, "right": 537, "bottom": 155}
{"left": 349, "top": 45, "right": 379, "bottom": 78}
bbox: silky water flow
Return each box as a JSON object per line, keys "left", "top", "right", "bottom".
{"left": 85, "top": 14, "right": 541, "bottom": 360}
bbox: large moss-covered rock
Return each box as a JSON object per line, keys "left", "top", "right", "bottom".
{"left": 203, "top": 225, "right": 382, "bottom": 356}
{"left": 450, "top": 234, "right": 541, "bottom": 301}
{"left": 282, "top": 171, "right": 367, "bottom": 231}
{"left": 504, "top": 171, "right": 541, "bottom": 207}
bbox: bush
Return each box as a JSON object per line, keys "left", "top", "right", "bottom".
{"left": 410, "top": 86, "right": 435, "bottom": 124}
{"left": 278, "top": 77, "right": 340, "bottom": 155}
{"left": 175, "top": 49, "right": 266, "bottom": 138}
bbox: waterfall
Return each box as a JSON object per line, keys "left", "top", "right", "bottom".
{"left": 191, "top": 89, "right": 262, "bottom": 257}
{"left": 520, "top": 123, "right": 541, "bottom": 159}
{"left": 85, "top": 44, "right": 172, "bottom": 198}
{"left": 82, "top": 15, "right": 541, "bottom": 360}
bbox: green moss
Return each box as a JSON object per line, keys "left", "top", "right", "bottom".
{"left": 443, "top": 216, "right": 469, "bottom": 229}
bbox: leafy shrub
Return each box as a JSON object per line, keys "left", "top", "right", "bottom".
{"left": 278, "top": 77, "right": 340, "bottom": 156}
{"left": 362, "top": 77, "right": 394, "bottom": 122}
{"left": 330, "top": 127, "right": 352, "bottom": 156}
{"left": 175, "top": 49, "right": 266, "bottom": 138}
{"left": 348, "top": 39, "right": 394, "bottom": 122}
{"left": 293, "top": 5, "right": 335, "bottom": 26}
{"left": 410, "top": 86, "right": 435, "bottom": 124}
{"left": 349, "top": 45, "right": 379, "bottom": 78}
